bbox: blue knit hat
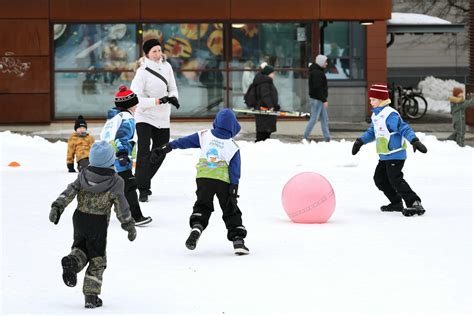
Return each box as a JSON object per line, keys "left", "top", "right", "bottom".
{"left": 89, "top": 141, "right": 115, "bottom": 168}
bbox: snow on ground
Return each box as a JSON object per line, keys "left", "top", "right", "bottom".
{"left": 1, "top": 131, "right": 472, "bottom": 316}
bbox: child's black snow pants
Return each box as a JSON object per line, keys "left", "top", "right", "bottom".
{"left": 190, "top": 178, "right": 247, "bottom": 241}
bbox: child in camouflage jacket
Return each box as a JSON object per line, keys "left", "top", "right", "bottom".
{"left": 49, "top": 141, "right": 137, "bottom": 309}
{"left": 447, "top": 87, "right": 474, "bottom": 147}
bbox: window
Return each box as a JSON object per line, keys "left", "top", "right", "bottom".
{"left": 321, "top": 21, "right": 365, "bottom": 80}
{"left": 54, "top": 23, "right": 138, "bottom": 118}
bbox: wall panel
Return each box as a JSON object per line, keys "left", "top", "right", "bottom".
{"left": 0, "top": 0, "right": 49, "bottom": 18}
{"left": 0, "top": 57, "right": 50, "bottom": 93}
{"left": 366, "top": 21, "right": 388, "bottom": 115}
{"left": 0, "top": 20, "right": 49, "bottom": 55}
{"left": 0, "top": 94, "right": 51, "bottom": 123}
{"left": 231, "top": 0, "right": 319, "bottom": 20}
{"left": 141, "top": 0, "right": 230, "bottom": 20}
{"left": 50, "top": 0, "right": 139, "bottom": 21}
{"left": 320, "top": 0, "right": 391, "bottom": 20}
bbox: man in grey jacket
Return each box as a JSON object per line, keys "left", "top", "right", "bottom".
{"left": 49, "top": 141, "right": 136, "bottom": 309}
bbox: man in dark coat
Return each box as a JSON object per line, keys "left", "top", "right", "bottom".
{"left": 304, "top": 54, "right": 331, "bottom": 142}
{"left": 251, "top": 62, "right": 280, "bottom": 142}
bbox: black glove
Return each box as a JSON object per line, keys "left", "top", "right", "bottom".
{"left": 352, "top": 138, "right": 364, "bottom": 155}
{"left": 67, "top": 163, "right": 76, "bottom": 173}
{"left": 49, "top": 200, "right": 64, "bottom": 225}
{"left": 411, "top": 138, "right": 427, "bottom": 153}
{"left": 116, "top": 151, "right": 129, "bottom": 166}
{"left": 168, "top": 96, "right": 180, "bottom": 109}
{"left": 159, "top": 96, "right": 169, "bottom": 104}
{"left": 227, "top": 184, "right": 239, "bottom": 212}
{"left": 121, "top": 220, "right": 137, "bottom": 242}
{"left": 150, "top": 143, "right": 172, "bottom": 164}
{"left": 273, "top": 104, "right": 281, "bottom": 111}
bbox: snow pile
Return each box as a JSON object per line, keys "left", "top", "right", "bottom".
{"left": 418, "top": 76, "right": 465, "bottom": 114}
{"left": 389, "top": 12, "right": 452, "bottom": 25}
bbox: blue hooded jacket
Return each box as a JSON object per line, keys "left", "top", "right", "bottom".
{"left": 170, "top": 109, "right": 242, "bottom": 184}
{"left": 360, "top": 106, "right": 417, "bottom": 160}
{"left": 106, "top": 107, "right": 136, "bottom": 173}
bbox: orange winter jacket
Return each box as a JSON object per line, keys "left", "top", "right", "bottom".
{"left": 67, "top": 133, "right": 95, "bottom": 164}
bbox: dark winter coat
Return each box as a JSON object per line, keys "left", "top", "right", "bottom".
{"left": 252, "top": 72, "right": 280, "bottom": 133}
{"left": 308, "top": 63, "right": 328, "bottom": 102}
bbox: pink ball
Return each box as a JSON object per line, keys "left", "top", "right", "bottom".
{"left": 281, "top": 172, "right": 336, "bottom": 223}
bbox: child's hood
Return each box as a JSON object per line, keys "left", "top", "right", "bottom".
{"left": 78, "top": 168, "right": 118, "bottom": 193}
{"left": 211, "top": 109, "right": 241, "bottom": 139}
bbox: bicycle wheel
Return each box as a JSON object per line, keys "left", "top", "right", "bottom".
{"left": 402, "top": 96, "right": 419, "bottom": 119}
{"left": 411, "top": 95, "right": 428, "bottom": 119}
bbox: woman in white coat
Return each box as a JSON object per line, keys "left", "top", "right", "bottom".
{"left": 131, "top": 38, "right": 180, "bottom": 202}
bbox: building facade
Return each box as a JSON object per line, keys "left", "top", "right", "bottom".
{"left": 0, "top": 0, "right": 391, "bottom": 123}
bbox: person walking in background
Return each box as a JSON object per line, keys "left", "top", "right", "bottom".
{"left": 351, "top": 84, "right": 428, "bottom": 217}
{"left": 67, "top": 115, "right": 95, "bottom": 173}
{"left": 447, "top": 87, "right": 474, "bottom": 147}
{"left": 149, "top": 109, "right": 249, "bottom": 255}
{"left": 241, "top": 60, "right": 254, "bottom": 94}
{"left": 131, "top": 38, "right": 180, "bottom": 202}
{"left": 249, "top": 62, "right": 280, "bottom": 142}
{"left": 304, "top": 54, "right": 331, "bottom": 142}
{"left": 49, "top": 141, "right": 137, "bottom": 309}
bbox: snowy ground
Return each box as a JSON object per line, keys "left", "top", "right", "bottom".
{"left": 0, "top": 131, "right": 472, "bottom": 316}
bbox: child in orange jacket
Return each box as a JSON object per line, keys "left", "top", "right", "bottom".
{"left": 67, "top": 115, "right": 95, "bottom": 172}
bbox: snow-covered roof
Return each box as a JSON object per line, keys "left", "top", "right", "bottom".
{"left": 388, "top": 12, "right": 452, "bottom": 25}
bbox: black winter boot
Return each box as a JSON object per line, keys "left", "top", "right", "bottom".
{"left": 61, "top": 255, "right": 78, "bottom": 287}
{"left": 185, "top": 227, "right": 202, "bottom": 250}
{"left": 233, "top": 238, "right": 250, "bottom": 256}
{"left": 402, "top": 200, "right": 425, "bottom": 217}
{"left": 139, "top": 189, "right": 152, "bottom": 202}
{"left": 84, "top": 295, "right": 103, "bottom": 308}
{"left": 380, "top": 201, "right": 404, "bottom": 212}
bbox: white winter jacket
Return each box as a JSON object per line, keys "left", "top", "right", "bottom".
{"left": 130, "top": 57, "right": 179, "bottom": 128}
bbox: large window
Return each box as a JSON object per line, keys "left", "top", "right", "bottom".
{"left": 321, "top": 21, "right": 365, "bottom": 80}
{"left": 53, "top": 22, "right": 364, "bottom": 118}
{"left": 230, "top": 23, "right": 312, "bottom": 113}
{"left": 54, "top": 23, "right": 138, "bottom": 118}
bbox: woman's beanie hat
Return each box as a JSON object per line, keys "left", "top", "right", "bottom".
{"left": 143, "top": 38, "right": 161, "bottom": 55}
{"left": 115, "top": 85, "right": 139, "bottom": 109}
{"left": 260, "top": 62, "right": 274, "bottom": 76}
{"left": 74, "top": 115, "right": 87, "bottom": 131}
{"left": 89, "top": 141, "right": 116, "bottom": 168}
{"left": 453, "top": 87, "right": 464, "bottom": 97}
{"left": 315, "top": 54, "right": 328, "bottom": 67}
{"left": 368, "top": 83, "right": 390, "bottom": 100}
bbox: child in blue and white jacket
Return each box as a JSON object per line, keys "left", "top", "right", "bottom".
{"left": 150, "top": 109, "right": 249, "bottom": 255}
{"left": 352, "top": 84, "right": 428, "bottom": 217}
{"left": 101, "top": 86, "right": 152, "bottom": 226}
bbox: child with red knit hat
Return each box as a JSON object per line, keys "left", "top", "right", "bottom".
{"left": 351, "top": 83, "right": 428, "bottom": 217}
{"left": 447, "top": 87, "right": 474, "bottom": 147}
{"left": 100, "top": 85, "right": 152, "bottom": 226}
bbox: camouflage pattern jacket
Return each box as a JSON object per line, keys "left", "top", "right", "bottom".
{"left": 67, "top": 133, "right": 95, "bottom": 165}
{"left": 448, "top": 96, "right": 474, "bottom": 127}
{"left": 52, "top": 166, "right": 132, "bottom": 225}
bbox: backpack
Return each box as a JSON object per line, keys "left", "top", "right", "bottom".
{"left": 244, "top": 82, "right": 259, "bottom": 108}
{"left": 100, "top": 111, "right": 134, "bottom": 143}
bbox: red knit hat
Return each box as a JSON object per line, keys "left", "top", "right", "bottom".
{"left": 115, "top": 85, "right": 138, "bottom": 109}
{"left": 368, "top": 84, "right": 389, "bottom": 100}
{"left": 453, "top": 87, "right": 463, "bottom": 97}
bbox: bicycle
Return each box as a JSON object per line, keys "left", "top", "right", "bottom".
{"left": 390, "top": 84, "right": 428, "bottom": 120}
